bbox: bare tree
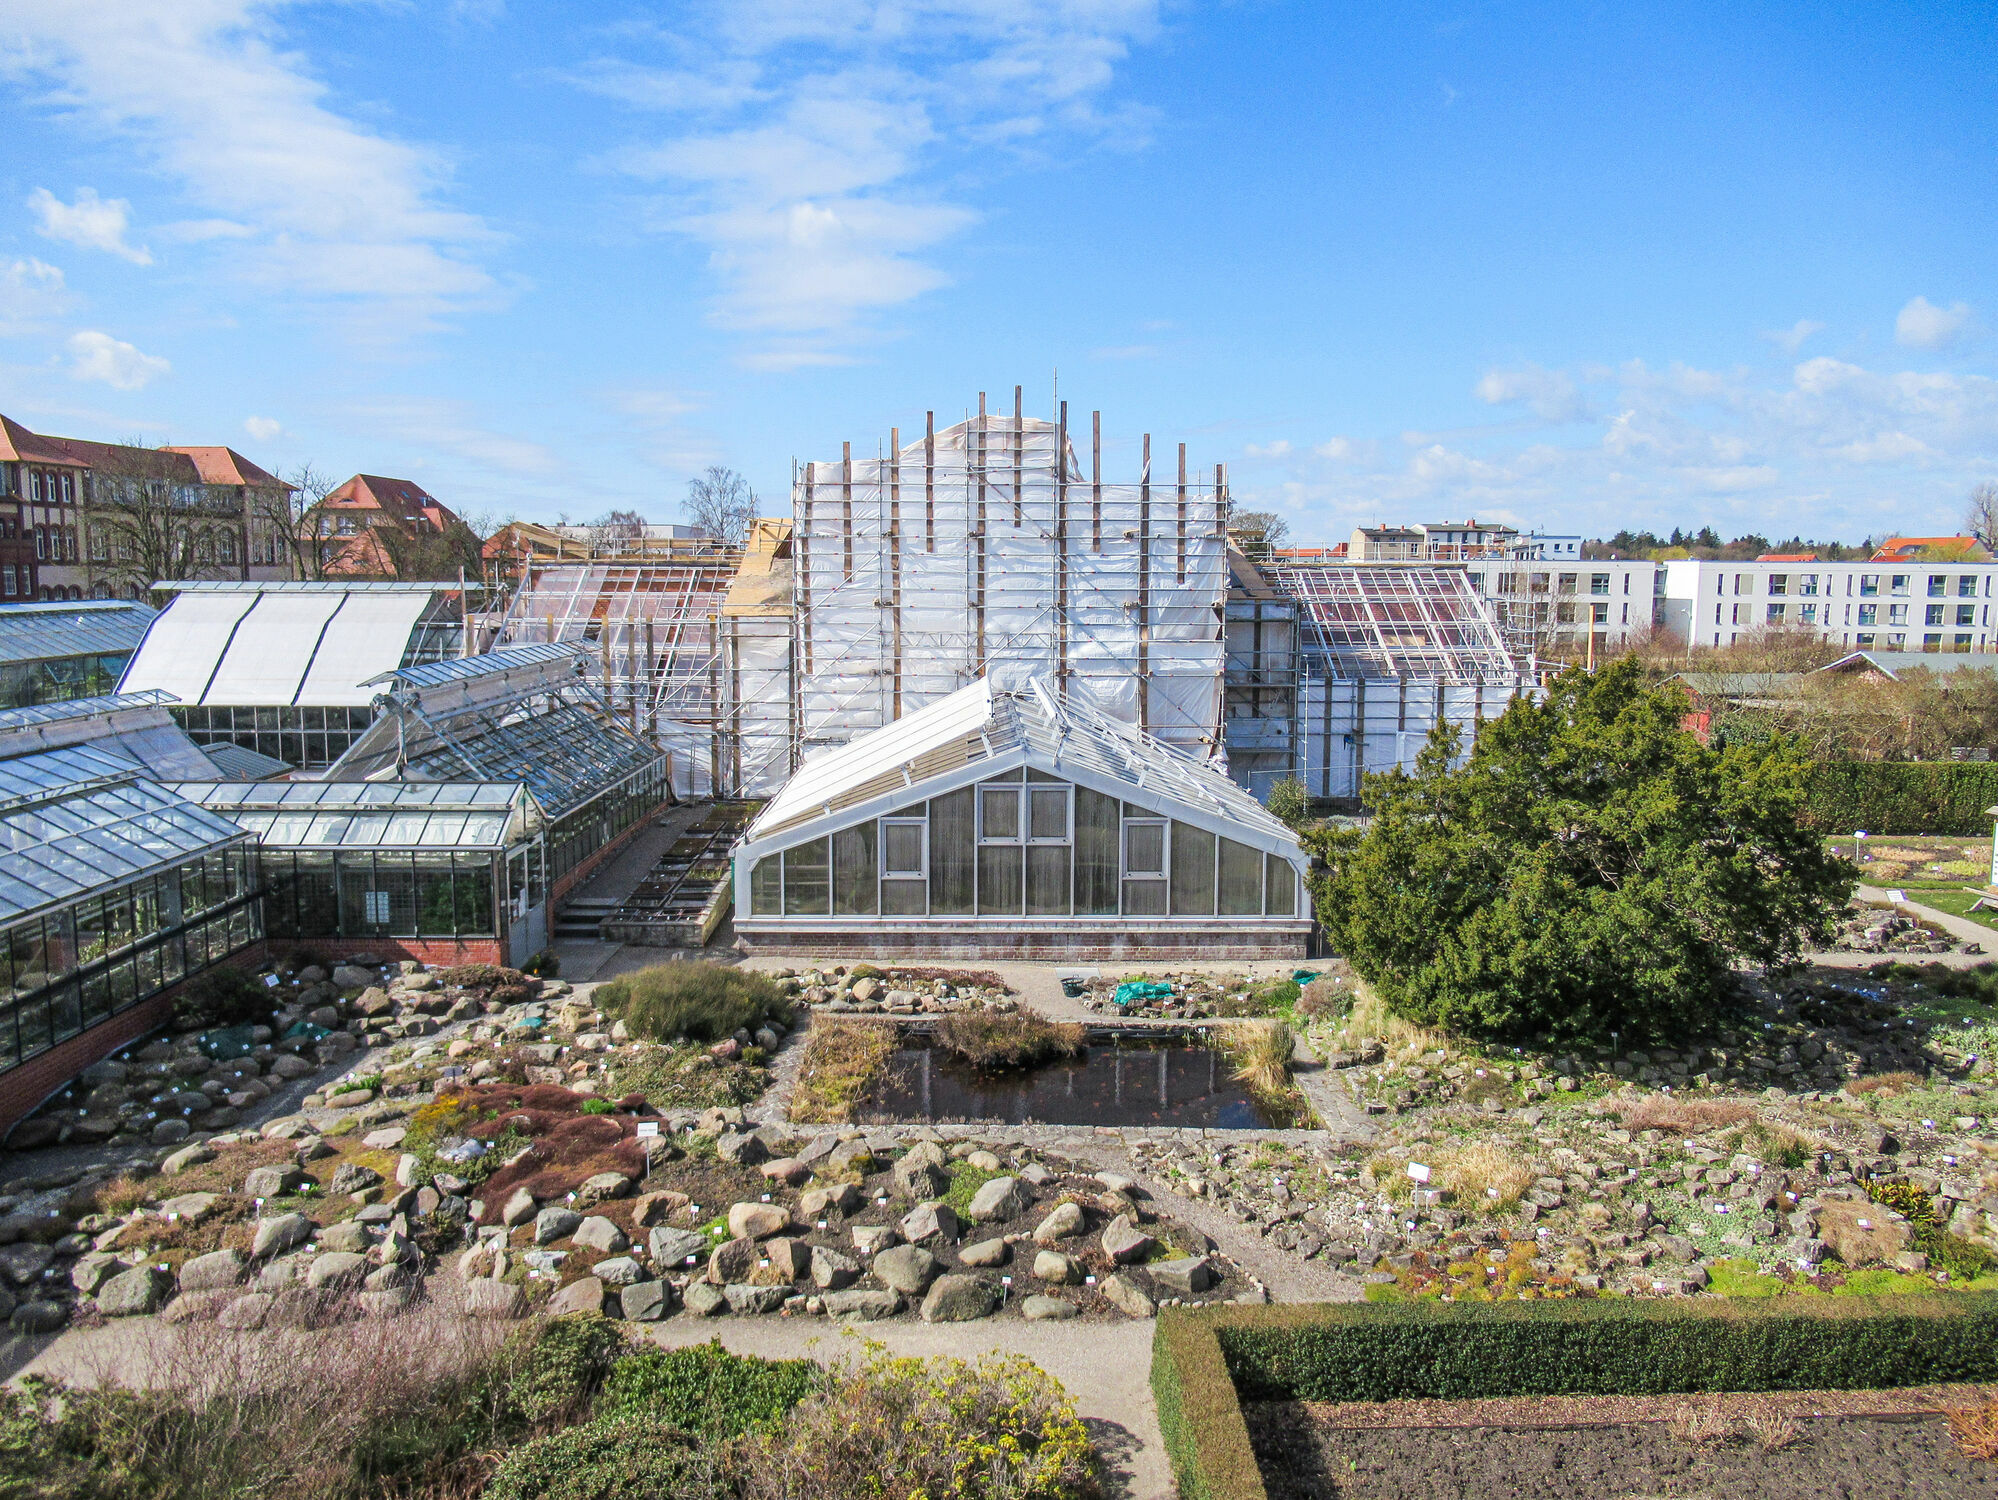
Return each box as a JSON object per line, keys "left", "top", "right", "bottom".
{"left": 1227, "top": 509, "right": 1291, "bottom": 557}
{"left": 273, "top": 462, "right": 346, "bottom": 580}
{"left": 587, "top": 507, "right": 646, "bottom": 553}
{"left": 683, "top": 466, "right": 757, "bottom": 546}
{"left": 1964, "top": 481, "right": 1998, "bottom": 555}
{"left": 84, "top": 443, "right": 237, "bottom": 598}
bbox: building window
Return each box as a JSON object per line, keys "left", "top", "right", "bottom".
{"left": 1858, "top": 603, "right": 1877, "bottom": 625}
{"left": 1799, "top": 575, "right": 1819, "bottom": 596}
{"left": 88, "top": 527, "right": 107, "bottom": 561}
{"left": 1856, "top": 632, "right": 1876, "bottom": 647}
{"left": 1924, "top": 633, "right": 1943, "bottom": 652}
{"left": 1955, "top": 633, "right": 1975, "bottom": 652}
{"left": 1886, "top": 633, "right": 1905, "bottom": 649}
{"left": 1959, "top": 605, "right": 1977, "bottom": 627}
{"left": 1891, "top": 574, "right": 1910, "bottom": 595}
{"left": 1925, "top": 604, "right": 1945, "bottom": 626}
{"left": 1961, "top": 575, "right": 1978, "bottom": 598}
{"left": 1769, "top": 575, "right": 1788, "bottom": 596}
{"left": 32, "top": 526, "right": 44, "bottom": 560}
{"left": 2, "top": 568, "right": 13, "bottom": 597}
{"left": 218, "top": 530, "right": 236, "bottom": 564}
{"left": 1734, "top": 573, "right": 1750, "bottom": 594}
{"left": 1928, "top": 575, "right": 1947, "bottom": 597}
{"left": 1860, "top": 574, "right": 1879, "bottom": 596}
{"left": 1888, "top": 604, "right": 1908, "bottom": 625}
{"left": 1799, "top": 603, "right": 1817, "bottom": 624}
{"left": 1590, "top": 573, "right": 1609, "bottom": 595}
{"left": 1767, "top": 604, "right": 1786, "bottom": 622}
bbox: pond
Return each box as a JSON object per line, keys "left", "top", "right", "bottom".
{"left": 863, "top": 1030, "right": 1282, "bottom": 1129}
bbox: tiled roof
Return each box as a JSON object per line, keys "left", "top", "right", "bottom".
{"left": 164, "top": 446, "right": 286, "bottom": 489}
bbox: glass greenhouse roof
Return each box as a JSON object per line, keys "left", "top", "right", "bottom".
{"left": 0, "top": 749, "right": 249, "bottom": 923}
{"left": 400, "top": 698, "right": 660, "bottom": 819}
{"left": 0, "top": 601, "right": 154, "bottom": 665}
{"left": 167, "top": 780, "right": 529, "bottom": 851}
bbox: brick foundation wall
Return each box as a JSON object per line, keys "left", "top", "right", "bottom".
{"left": 0, "top": 942, "right": 267, "bottom": 1141}
{"left": 266, "top": 935, "right": 507, "bottom": 970}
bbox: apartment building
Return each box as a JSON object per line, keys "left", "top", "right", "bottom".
{"left": 1659, "top": 558, "right": 1998, "bottom": 653}
{"left": 1458, "top": 558, "right": 1662, "bottom": 657}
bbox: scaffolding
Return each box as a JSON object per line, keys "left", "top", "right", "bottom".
{"left": 490, "top": 553, "right": 740, "bottom": 797}
{"left": 792, "top": 391, "right": 1231, "bottom": 767}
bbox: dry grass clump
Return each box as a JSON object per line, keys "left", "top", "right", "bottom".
{"left": 1946, "top": 1397, "right": 1998, "bottom": 1460}
{"left": 1667, "top": 1403, "right": 1735, "bottom": 1446}
{"left": 788, "top": 1019, "right": 899, "bottom": 1123}
{"left": 1329, "top": 979, "right": 1446, "bottom": 1057}
{"left": 1439, "top": 1142, "right": 1535, "bottom": 1213}
{"left": 1846, "top": 1070, "right": 1923, "bottom": 1096}
{"left": 1620, "top": 1096, "right": 1753, "bottom": 1134}
{"left": 1222, "top": 1019, "right": 1296, "bottom": 1097}
{"left": 932, "top": 1010, "right": 1085, "bottom": 1071}
{"left": 1747, "top": 1413, "right": 1801, "bottom": 1452}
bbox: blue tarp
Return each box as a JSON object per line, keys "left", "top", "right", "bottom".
{"left": 1113, "top": 981, "right": 1173, "bottom": 1007}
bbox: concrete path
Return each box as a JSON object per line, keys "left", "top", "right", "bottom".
{"left": 1854, "top": 882, "right": 1997, "bottom": 953}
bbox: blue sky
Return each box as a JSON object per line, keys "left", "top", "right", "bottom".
{"left": 0, "top": 2, "right": 1993, "bottom": 546}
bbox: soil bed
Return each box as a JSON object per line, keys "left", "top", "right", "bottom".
{"left": 1246, "top": 1397, "right": 1998, "bottom": 1500}
{"left": 863, "top": 1030, "right": 1280, "bottom": 1128}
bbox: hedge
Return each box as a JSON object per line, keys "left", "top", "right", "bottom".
{"left": 1151, "top": 1294, "right": 1998, "bottom": 1500}
{"left": 1803, "top": 761, "right": 1998, "bottom": 836}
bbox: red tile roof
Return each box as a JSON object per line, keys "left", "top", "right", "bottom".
{"left": 164, "top": 445, "right": 286, "bottom": 489}
{"left": 1872, "top": 535, "right": 1988, "bottom": 561}
{"left": 1757, "top": 552, "right": 1818, "bottom": 562}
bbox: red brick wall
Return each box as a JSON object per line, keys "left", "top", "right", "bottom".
{"left": 266, "top": 935, "right": 505, "bottom": 969}
{"left": 0, "top": 942, "right": 267, "bottom": 1139}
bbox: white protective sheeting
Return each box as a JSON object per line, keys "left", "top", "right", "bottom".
{"left": 119, "top": 592, "right": 257, "bottom": 704}
{"left": 202, "top": 591, "right": 350, "bottom": 704}
{"left": 293, "top": 592, "right": 439, "bottom": 705}
{"left": 792, "top": 413, "right": 1228, "bottom": 767}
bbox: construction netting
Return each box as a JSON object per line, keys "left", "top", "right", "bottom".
{"left": 792, "top": 409, "right": 1229, "bottom": 766}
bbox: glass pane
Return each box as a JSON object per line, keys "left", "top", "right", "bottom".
{"left": 750, "top": 855, "right": 782, "bottom": 916}
{"left": 782, "top": 838, "right": 830, "bottom": 916}
{"left": 832, "top": 824, "right": 878, "bottom": 916}
{"left": 1218, "top": 839, "right": 1263, "bottom": 916}
{"left": 1074, "top": 788, "right": 1120, "bottom": 916}
{"left": 376, "top": 853, "right": 418, "bottom": 935}
{"left": 416, "top": 856, "right": 458, "bottom": 936}
{"left": 338, "top": 853, "right": 382, "bottom": 935}
{"left": 1026, "top": 844, "right": 1071, "bottom": 916}
{"left": 1170, "top": 823, "right": 1216, "bottom": 916}
{"left": 456, "top": 857, "right": 496, "bottom": 936}
{"left": 928, "top": 789, "right": 974, "bottom": 914}
{"left": 1123, "top": 878, "right": 1167, "bottom": 916}
{"left": 1265, "top": 853, "right": 1297, "bottom": 916}
{"left": 294, "top": 854, "right": 338, "bottom": 937}
{"left": 882, "top": 821, "right": 924, "bottom": 876}
{"left": 1124, "top": 820, "right": 1166, "bottom": 876}
{"left": 977, "top": 844, "right": 1023, "bottom": 914}
{"left": 980, "top": 786, "right": 1019, "bottom": 842}
{"left": 1029, "top": 787, "right": 1068, "bottom": 841}
{"left": 881, "top": 878, "right": 925, "bottom": 915}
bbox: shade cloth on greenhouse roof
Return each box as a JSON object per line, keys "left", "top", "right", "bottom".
{"left": 748, "top": 675, "right": 1300, "bottom": 856}
{"left": 0, "top": 747, "right": 249, "bottom": 924}
{"left": 0, "top": 691, "right": 218, "bottom": 780}
{"left": 167, "top": 779, "right": 531, "bottom": 851}
{"left": 0, "top": 600, "right": 154, "bottom": 665}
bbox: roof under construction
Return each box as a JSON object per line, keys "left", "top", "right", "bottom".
{"left": 1262, "top": 560, "right": 1520, "bottom": 682}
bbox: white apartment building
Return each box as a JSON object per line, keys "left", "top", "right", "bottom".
{"left": 1462, "top": 559, "right": 1663, "bottom": 655}
{"left": 1659, "top": 558, "right": 1998, "bottom": 653}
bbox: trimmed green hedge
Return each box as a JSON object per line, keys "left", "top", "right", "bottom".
{"left": 1151, "top": 1294, "right": 1998, "bottom": 1500}
{"left": 1803, "top": 761, "right": 1998, "bottom": 836}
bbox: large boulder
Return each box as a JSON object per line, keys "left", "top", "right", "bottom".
{"left": 959, "top": 1238, "right": 1009, "bottom": 1268}
{"left": 707, "top": 1237, "right": 759, "bottom": 1285}
{"left": 1101, "top": 1216, "right": 1157, "bottom": 1264}
{"left": 332, "top": 964, "right": 379, "bottom": 989}
{"left": 251, "top": 1213, "right": 314, "bottom": 1259}
{"left": 620, "top": 1279, "right": 674, "bottom": 1321}
{"left": 98, "top": 1265, "right": 172, "bottom": 1317}
{"left": 502, "top": 1188, "right": 539, "bottom": 1227}
{"left": 306, "top": 1252, "right": 369, "bottom": 1291}
{"left": 1150, "top": 1257, "right": 1215, "bottom": 1296}
{"left": 573, "top": 1217, "right": 629, "bottom": 1254}
{"left": 728, "top": 1202, "right": 790, "bottom": 1241}
{"left": 161, "top": 1143, "right": 216, "bottom": 1175}
{"left": 1099, "top": 1273, "right": 1155, "bottom": 1318}
{"left": 243, "top": 1166, "right": 311, "bottom": 1200}
{"left": 534, "top": 1207, "right": 582, "bottom": 1245}
{"left": 811, "top": 1244, "right": 860, "bottom": 1291}
{"left": 594, "top": 1256, "right": 645, "bottom": 1286}
{"left": 683, "top": 1281, "right": 728, "bottom": 1317}
{"left": 1022, "top": 1294, "right": 1079, "bottom": 1321}
{"left": 576, "top": 1172, "right": 634, "bottom": 1206}
{"left": 893, "top": 1143, "right": 951, "bottom": 1200}
{"left": 1032, "top": 1202, "right": 1086, "bottom": 1244}
{"left": 648, "top": 1227, "right": 710, "bottom": 1268}
{"left": 870, "top": 1244, "right": 940, "bottom": 1295}
{"left": 801, "top": 1182, "right": 862, "bottom": 1218}
{"left": 1034, "top": 1250, "right": 1083, "bottom": 1285}
{"left": 822, "top": 1288, "right": 902, "bottom": 1321}
{"left": 317, "top": 1220, "right": 370, "bottom": 1255}
{"left": 548, "top": 1277, "right": 606, "bottom": 1317}
{"left": 920, "top": 1274, "right": 1001, "bottom": 1322}
{"left": 900, "top": 1203, "right": 960, "bottom": 1243}
{"left": 723, "top": 1283, "right": 788, "bottom": 1315}
{"left": 460, "top": 1280, "right": 529, "bottom": 1319}
{"left": 967, "top": 1177, "right": 1032, "bottom": 1224}
{"left": 716, "top": 1132, "right": 768, "bottom": 1167}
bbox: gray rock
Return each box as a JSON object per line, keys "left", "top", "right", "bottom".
{"left": 577, "top": 1172, "right": 634, "bottom": 1205}
{"left": 329, "top": 1163, "right": 382, "bottom": 1197}
{"left": 317, "top": 1220, "right": 370, "bottom": 1255}
{"left": 801, "top": 1182, "right": 861, "bottom": 1218}
{"left": 648, "top": 1226, "right": 710, "bottom": 1268}
{"left": 161, "top": 1143, "right": 216, "bottom": 1174}
{"left": 871, "top": 1243, "right": 940, "bottom": 1295}
{"left": 708, "top": 1237, "right": 758, "bottom": 1285}
{"left": 959, "top": 1237, "right": 1010, "bottom": 1268}
{"left": 812, "top": 1244, "right": 860, "bottom": 1290}
{"left": 893, "top": 1142, "right": 951, "bottom": 1199}
{"left": 1101, "top": 1215, "right": 1157, "bottom": 1264}
{"left": 851, "top": 1224, "right": 901, "bottom": 1255}
{"left": 728, "top": 1202, "right": 790, "bottom": 1241}
{"left": 0, "top": 1242, "right": 53, "bottom": 1285}
{"left": 502, "top": 1188, "right": 539, "bottom": 1227}
{"left": 573, "top": 1216, "right": 629, "bottom": 1254}
{"left": 1032, "top": 1201, "right": 1086, "bottom": 1243}
{"left": 822, "top": 1287, "right": 903, "bottom": 1321}
{"left": 593, "top": 1256, "right": 645, "bottom": 1286}
{"left": 683, "top": 1281, "right": 728, "bottom": 1317}
{"left": 1022, "top": 1294, "right": 1079, "bottom": 1320}
{"left": 920, "top": 1273, "right": 1001, "bottom": 1322}
{"left": 620, "top": 1279, "right": 674, "bottom": 1321}
{"left": 1099, "top": 1273, "right": 1156, "bottom": 1318}
{"left": 1150, "top": 1257, "right": 1214, "bottom": 1295}
{"left": 252, "top": 1213, "right": 314, "bottom": 1258}
{"left": 548, "top": 1277, "right": 606, "bottom": 1317}
{"left": 332, "top": 964, "right": 379, "bottom": 989}
{"left": 243, "top": 1165, "right": 310, "bottom": 1199}
{"left": 724, "top": 1283, "right": 788, "bottom": 1315}
{"left": 70, "top": 1252, "right": 122, "bottom": 1296}
{"left": 306, "top": 1252, "right": 369, "bottom": 1290}
{"left": 97, "top": 1264, "right": 172, "bottom": 1317}
{"left": 1034, "top": 1250, "right": 1084, "bottom": 1285}
{"left": 9, "top": 1299, "right": 67, "bottom": 1335}
{"left": 966, "top": 1176, "right": 1032, "bottom": 1224}
{"left": 901, "top": 1202, "right": 961, "bottom": 1243}
{"left": 534, "top": 1207, "right": 582, "bottom": 1245}
{"left": 460, "top": 1280, "right": 529, "bottom": 1319}
{"left": 716, "top": 1132, "right": 768, "bottom": 1166}
{"left": 151, "top": 1119, "right": 191, "bottom": 1146}
{"left": 359, "top": 1289, "right": 412, "bottom": 1318}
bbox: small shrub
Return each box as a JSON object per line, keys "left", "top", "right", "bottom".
{"left": 1846, "top": 1070, "right": 1922, "bottom": 1096}
{"left": 492, "top": 1314, "right": 630, "bottom": 1428}
{"left": 788, "top": 1020, "right": 899, "bottom": 1123}
{"left": 847, "top": 963, "right": 884, "bottom": 981}
{"left": 577, "top": 1098, "right": 615, "bottom": 1116}
{"left": 600, "top": 1340, "right": 822, "bottom": 1438}
{"left": 594, "top": 963, "right": 788, "bottom": 1044}
{"left": 1620, "top": 1096, "right": 1752, "bottom": 1135}
{"left": 484, "top": 1414, "right": 721, "bottom": 1500}
{"left": 171, "top": 966, "right": 270, "bottom": 1031}
{"left": 932, "top": 1010, "right": 1085, "bottom": 1071}
{"left": 1266, "top": 777, "right": 1311, "bottom": 828}
{"left": 1748, "top": 1413, "right": 1800, "bottom": 1452}
{"left": 1438, "top": 1142, "right": 1533, "bottom": 1213}
{"left": 736, "top": 1346, "right": 1096, "bottom": 1500}
{"left": 1221, "top": 1020, "right": 1294, "bottom": 1098}
{"left": 519, "top": 950, "right": 561, "bottom": 979}
{"left": 1297, "top": 978, "right": 1347, "bottom": 1019}
{"left": 1667, "top": 1403, "right": 1734, "bottom": 1446}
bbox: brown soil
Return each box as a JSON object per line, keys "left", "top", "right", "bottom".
{"left": 1247, "top": 1399, "right": 1998, "bottom": 1500}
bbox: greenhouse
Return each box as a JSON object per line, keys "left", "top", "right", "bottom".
{"left": 732, "top": 676, "right": 1311, "bottom": 959}
{"left": 168, "top": 780, "right": 548, "bottom": 966}
{"left": 0, "top": 741, "right": 259, "bottom": 1123}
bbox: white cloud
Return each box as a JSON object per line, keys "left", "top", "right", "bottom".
{"left": 1763, "top": 318, "right": 1823, "bottom": 354}
{"left": 579, "top": 2, "right": 1161, "bottom": 351}
{"left": 0, "top": 257, "right": 68, "bottom": 331}
{"left": 345, "top": 397, "right": 554, "bottom": 477}
{"left": 66, "top": 329, "right": 170, "bottom": 389}
{"left": 1313, "top": 437, "right": 1359, "bottom": 462}
{"left": 1243, "top": 439, "right": 1290, "bottom": 458}
{"left": 1474, "top": 364, "right": 1588, "bottom": 422}
{"left": 607, "top": 386, "right": 718, "bottom": 472}
{"left": 28, "top": 187, "right": 150, "bottom": 263}
{"left": 1896, "top": 295, "right": 1972, "bottom": 350}
{"left": 1837, "top": 430, "right": 1929, "bottom": 464}
{"left": 0, "top": 3, "right": 497, "bottom": 331}
{"left": 243, "top": 415, "right": 281, "bottom": 442}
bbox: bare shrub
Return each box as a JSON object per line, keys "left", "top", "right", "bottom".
{"left": 1296, "top": 977, "right": 1347, "bottom": 1019}
{"left": 932, "top": 1010, "right": 1086, "bottom": 1071}
{"left": 1621, "top": 1096, "right": 1753, "bottom": 1134}
{"left": 1846, "top": 1070, "right": 1922, "bottom": 1096}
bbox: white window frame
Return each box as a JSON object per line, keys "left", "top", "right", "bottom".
{"left": 1026, "top": 783, "right": 1072, "bottom": 844}
{"left": 1121, "top": 817, "right": 1168, "bottom": 879}
{"left": 880, "top": 816, "right": 928, "bottom": 879}
{"left": 977, "top": 783, "right": 1023, "bottom": 845}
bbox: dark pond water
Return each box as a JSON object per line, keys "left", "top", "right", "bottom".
{"left": 865, "top": 1033, "right": 1279, "bottom": 1129}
